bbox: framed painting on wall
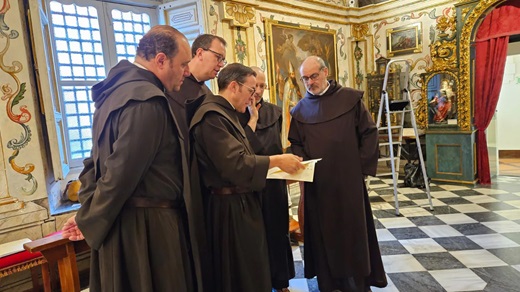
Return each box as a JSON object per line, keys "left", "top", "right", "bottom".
{"left": 423, "top": 71, "right": 458, "bottom": 128}
{"left": 386, "top": 22, "right": 422, "bottom": 57}
{"left": 264, "top": 19, "right": 338, "bottom": 148}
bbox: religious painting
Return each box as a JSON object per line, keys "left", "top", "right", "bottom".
{"left": 425, "top": 72, "right": 458, "bottom": 127}
{"left": 386, "top": 22, "right": 422, "bottom": 57}
{"left": 264, "top": 19, "right": 337, "bottom": 148}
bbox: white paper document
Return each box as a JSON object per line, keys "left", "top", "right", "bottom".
{"left": 267, "top": 158, "right": 322, "bottom": 182}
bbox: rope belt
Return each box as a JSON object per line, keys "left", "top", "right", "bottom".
{"left": 125, "top": 197, "right": 183, "bottom": 209}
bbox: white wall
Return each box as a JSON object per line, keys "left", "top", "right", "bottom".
{"left": 496, "top": 41, "right": 520, "bottom": 150}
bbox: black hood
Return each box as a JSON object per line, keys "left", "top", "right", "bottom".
{"left": 92, "top": 60, "right": 164, "bottom": 109}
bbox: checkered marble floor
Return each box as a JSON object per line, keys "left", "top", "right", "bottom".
{"left": 285, "top": 176, "right": 520, "bottom": 292}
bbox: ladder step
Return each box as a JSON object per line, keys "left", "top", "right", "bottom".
{"left": 378, "top": 126, "right": 402, "bottom": 131}
{"left": 386, "top": 109, "right": 412, "bottom": 114}
{"left": 378, "top": 157, "right": 399, "bottom": 162}
{"left": 375, "top": 171, "right": 399, "bottom": 176}
{"left": 379, "top": 141, "right": 402, "bottom": 146}
{"left": 388, "top": 100, "right": 409, "bottom": 111}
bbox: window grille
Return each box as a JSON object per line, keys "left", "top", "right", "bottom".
{"left": 47, "top": 0, "right": 154, "bottom": 167}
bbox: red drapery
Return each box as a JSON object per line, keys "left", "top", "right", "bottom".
{"left": 474, "top": 1, "right": 520, "bottom": 184}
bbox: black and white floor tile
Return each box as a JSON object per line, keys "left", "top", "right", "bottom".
{"left": 285, "top": 176, "right": 520, "bottom": 292}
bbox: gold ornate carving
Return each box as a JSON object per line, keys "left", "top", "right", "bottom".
{"left": 417, "top": 79, "right": 428, "bottom": 129}
{"left": 351, "top": 23, "right": 369, "bottom": 40}
{"left": 429, "top": 40, "right": 457, "bottom": 72}
{"left": 428, "top": 12, "right": 457, "bottom": 72}
{"left": 222, "top": 1, "right": 256, "bottom": 28}
{"left": 461, "top": 7, "right": 471, "bottom": 20}
{"left": 436, "top": 14, "right": 456, "bottom": 38}
{"left": 459, "top": 0, "right": 502, "bottom": 131}
{"left": 0, "top": 258, "right": 45, "bottom": 277}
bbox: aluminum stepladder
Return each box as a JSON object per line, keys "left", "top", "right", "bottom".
{"left": 374, "top": 59, "right": 432, "bottom": 216}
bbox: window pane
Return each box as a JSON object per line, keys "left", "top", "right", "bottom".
{"left": 47, "top": 1, "right": 157, "bottom": 166}
{"left": 61, "top": 86, "right": 95, "bottom": 160}
{"left": 111, "top": 9, "right": 151, "bottom": 63}
{"left": 50, "top": 1, "right": 105, "bottom": 81}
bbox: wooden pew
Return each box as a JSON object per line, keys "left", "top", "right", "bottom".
{"left": 23, "top": 233, "right": 90, "bottom": 292}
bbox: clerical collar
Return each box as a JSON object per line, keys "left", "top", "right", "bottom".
{"left": 308, "top": 81, "right": 330, "bottom": 96}
{"left": 133, "top": 62, "right": 148, "bottom": 70}
{"left": 220, "top": 96, "right": 236, "bottom": 110}
{"left": 191, "top": 74, "right": 202, "bottom": 83}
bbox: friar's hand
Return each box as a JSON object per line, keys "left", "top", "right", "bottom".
{"left": 61, "top": 215, "right": 85, "bottom": 241}
{"left": 275, "top": 154, "right": 305, "bottom": 174}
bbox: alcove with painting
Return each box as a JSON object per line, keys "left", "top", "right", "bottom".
{"left": 423, "top": 72, "right": 458, "bottom": 127}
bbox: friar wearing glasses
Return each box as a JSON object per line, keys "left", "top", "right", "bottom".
{"left": 170, "top": 34, "right": 227, "bottom": 146}
{"left": 188, "top": 63, "right": 305, "bottom": 292}
{"left": 288, "top": 56, "right": 387, "bottom": 292}
{"left": 237, "top": 66, "right": 295, "bottom": 292}
{"left": 168, "top": 33, "right": 227, "bottom": 291}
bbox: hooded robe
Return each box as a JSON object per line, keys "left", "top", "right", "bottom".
{"left": 169, "top": 74, "right": 213, "bottom": 292}
{"left": 238, "top": 99, "right": 296, "bottom": 289}
{"left": 75, "top": 60, "right": 194, "bottom": 292}
{"left": 288, "top": 80, "right": 387, "bottom": 288}
{"left": 189, "top": 94, "right": 272, "bottom": 292}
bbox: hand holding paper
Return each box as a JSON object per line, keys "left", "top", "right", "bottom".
{"left": 267, "top": 158, "right": 322, "bottom": 182}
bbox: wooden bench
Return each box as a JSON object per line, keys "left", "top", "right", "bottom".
{"left": 24, "top": 233, "right": 90, "bottom": 292}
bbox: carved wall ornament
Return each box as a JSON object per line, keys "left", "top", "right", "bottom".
{"left": 429, "top": 40, "right": 457, "bottom": 72}
{"left": 222, "top": 1, "right": 256, "bottom": 28}
{"left": 351, "top": 23, "right": 369, "bottom": 41}
{"left": 435, "top": 14, "right": 456, "bottom": 38}
{"left": 427, "top": 10, "right": 457, "bottom": 73}
{"left": 458, "top": 0, "right": 503, "bottom": 131}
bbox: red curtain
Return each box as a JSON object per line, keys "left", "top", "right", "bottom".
{"left": 474, "top": 1, "right": 520, "bottom": 184}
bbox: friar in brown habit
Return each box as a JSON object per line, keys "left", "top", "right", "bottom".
{"left": 237, "top": 67, "right": 295, "bottom": 292}
{"left": 168, "top": 33, "right": 227, "bottom": 292}
{"left": 289, "top": 56, "right": 388, "bottom": 292}
{"left": 61, "top": 26, "right": 195, "bottom": 291}
{"left": 188, "top": 63, "right": 305, "bottom": 292}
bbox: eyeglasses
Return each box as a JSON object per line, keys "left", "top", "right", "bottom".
{"left": 300, "top": 67, "right": 324, "bottom": 83}
{"left": 202, "top": 48, "right": 227, "bottom": 65}
{"left": 238, "top": 82, "right": 255, "bottom": 97}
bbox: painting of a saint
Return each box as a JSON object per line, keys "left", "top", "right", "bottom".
{"left": 427, "top": 75, "right": 457, "bottom": 125}
{"left": 265, "top": 20, "right": 337, "bottom": 148}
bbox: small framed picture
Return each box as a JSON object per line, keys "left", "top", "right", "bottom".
{"left": 386, "top": 22, "right": 422, "bottom": 57}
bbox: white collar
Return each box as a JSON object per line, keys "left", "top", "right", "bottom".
{"left": 309, "top": 81, "right": 331, "bottom": 96}
{"left": 133, "top": 61, "right": 148, "bottom": 70}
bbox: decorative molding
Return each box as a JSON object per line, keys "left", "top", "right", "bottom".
{"left": 259, "top": 6, "right": 350, "bottom": 25}
{"left": 351, "top": 23, "right": 369, "bottom": 40}
{"left": 259, "top": 0, "right": 456, "bottom": 24}
{"left": 458, "top": 0, "right": 503, "bottom": 131}
{"left": 221, "top": 1, "right": 257, "bottom": 28}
